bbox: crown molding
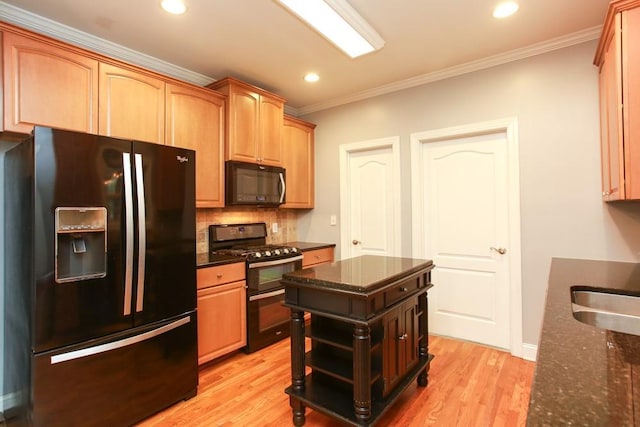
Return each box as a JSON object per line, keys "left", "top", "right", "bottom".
{"left": 0, "top": 2, "right": 602, "bottom": 117}
{"left": 296, "top": 25, "right": 603, "bottom": 116}
{"left": 0, "top": 1, "right": 214, "bottom": 86}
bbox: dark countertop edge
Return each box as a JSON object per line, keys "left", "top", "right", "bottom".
{"left": 196, "top": 241, "right": 336, "bottom": 268}
{"left": 285, "top": 241, "right": 336, "bottom": 251}
{"left": 196, "top": 253, "right": 244, "bottom": 268}
{"left": 283, "top": 256, "right": 434, "bottom": 294}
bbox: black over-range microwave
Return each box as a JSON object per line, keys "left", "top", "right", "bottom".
{"left": 225, "top": 160, "right": 286, "bottom": 206}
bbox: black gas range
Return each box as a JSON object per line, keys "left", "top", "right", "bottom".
{"left": 209, "top": 223, "right": 302, "bottom": 353}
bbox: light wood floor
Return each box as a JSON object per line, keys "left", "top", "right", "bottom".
{"left": 137, "top": 335, "right": 535, "bottom": 427}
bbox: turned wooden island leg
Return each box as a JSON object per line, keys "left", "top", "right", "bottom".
{"left": 353, "top": 323, "right": 371, "bottom": 422}
{"left": 290, "top": 309, "right": 306, "bottom": 426}
{"left": 418, "top": 291, "right": 430, "bottom": 387}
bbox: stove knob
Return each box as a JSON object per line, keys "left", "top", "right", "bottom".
{"left": 274, "top": 249, "right": 281, "bottom": 255}
{"left": 254, "top": 252, "right": 262, "bottom": 258}
{"left": 264, "top": 250, "right": 272, "bottom": 257}
{"left": 283, "top": 248, "right": 290, "bottom": 254}
{"left": 291, "top": 248, "right": 298, "bottom": 253}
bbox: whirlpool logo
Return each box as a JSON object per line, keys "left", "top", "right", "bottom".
{"left": 176, "top": 156, "right": 189, "bottom": 163}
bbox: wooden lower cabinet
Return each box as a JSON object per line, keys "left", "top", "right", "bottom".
{"left": 302, "top": 247, "right": 334, "bottom": 268}
{"left": 197, "top": 263, "right": 246, "bottom": 365}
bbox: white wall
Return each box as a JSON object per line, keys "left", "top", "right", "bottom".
{"left": 297, "top": 40, "right": 640, "bottom": 346}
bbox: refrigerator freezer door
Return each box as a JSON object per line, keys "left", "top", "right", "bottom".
{"left": 131, "top": 141, "right": 196, "bottom": 326}
{"left": 31, "top": 312, "right": 198, "bottom": 426}
{"left": 33, "top": 127, "right": 134, "bottom": 352}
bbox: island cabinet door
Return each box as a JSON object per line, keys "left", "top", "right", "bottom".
{"left": 382, "top": 299, "right": 420, "bottom": 396}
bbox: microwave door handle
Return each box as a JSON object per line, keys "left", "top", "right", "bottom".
{"left": 279, "top": 172, "right": 286, "bottom": 204}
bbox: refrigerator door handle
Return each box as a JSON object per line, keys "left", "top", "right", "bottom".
{"left": 50, "top": 316, "right": 191, "bottom": 364}
{"left": 122, "top": 152, "right": 134, "bottom": 316}
{"left": 134, "top": 153, "right": 146, "bottom": 313}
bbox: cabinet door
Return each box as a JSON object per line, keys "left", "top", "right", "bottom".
{"left": 282, "top": 116, "right": 315, "bottom": 208}
{"left": 99, "top": 63, "right": 165, "bottom": 144}
{"left": 599, "top": 19, "right": 624, "bottom": 201}
{"left": 197, "top": 280, "right": 247, "bottom": 365}
{"left": 623, "top": 7, "right": 640, "bottom": 199}
{"left": 2, "top": 31, "right": 98, "bottom": 134}
{"left": 166, "top": 83, "right": 226, "bottom": 207}
{"left": 226, "top": 87, "right": 259, "bottom": 162}
{"left": 258, "top": 96, "right": 284, "bottom": 166}
{"left": 382, "top": 299, "right": 420, "bottom": 396}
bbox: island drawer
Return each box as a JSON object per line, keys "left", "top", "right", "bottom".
{"left": 383, "top": 274, "right": 422, "bottom": 307}
{"left": 197, "top": 262, "right": 246, "bottom": 290}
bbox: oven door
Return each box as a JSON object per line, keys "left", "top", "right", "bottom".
{"left": 246, "top": 288, "right": 291, "bottom": 353}
{"left": 246, "top": 256, "right": 303, "bottom": 293}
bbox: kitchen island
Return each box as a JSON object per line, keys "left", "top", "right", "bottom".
{"left": 528, "top": 258, "right": 640, "bottom": 426}
{"left": 282, "top": 255, "right": 434, "bottom": 427}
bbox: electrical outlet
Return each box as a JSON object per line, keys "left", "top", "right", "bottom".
{"left": 330, "top": 215, "right": 337, "bottom": 226}
{"left": 272, "top": 222, "right": 278, "bottom": 233}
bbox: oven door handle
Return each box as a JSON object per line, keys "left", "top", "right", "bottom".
{"left": 247, "top": 255, "right": 303, "bottom": 269}
{"left": 249, "top": 288, "right": 285, "bottom": 301}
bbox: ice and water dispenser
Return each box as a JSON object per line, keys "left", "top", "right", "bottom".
{"left": 55, "top": 207, "right": 107, "bottom": 283}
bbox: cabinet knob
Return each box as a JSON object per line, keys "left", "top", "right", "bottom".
{"left": 216, "top": 274, "right": 223, "bottom": 279}
{"left": 398, "top": 333, "right": 408, "bottom": 341}
{"left": 490, "top": 247, "right": 507, "bottom": 255}
{"left": 352, "top": 239, "right": 361, "bottom": 245}
{"left": 400, "top": 287, "right": 408, "bottom": 292}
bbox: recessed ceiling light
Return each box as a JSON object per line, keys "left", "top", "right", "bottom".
{"left": 161, "top": 0, "right": 186, "bottom": 15}
{"left": 493, "top": 1, "right": 519, "bottom": 19}
{"left": 304, "top": 73, "right": 320, "bottom": 83}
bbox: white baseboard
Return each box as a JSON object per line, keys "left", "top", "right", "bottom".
{"left": 521, "top": 343, "right": 538, "bottom": 362}
{"left": 1, "top": 390, "right": 22, "bottom": 415}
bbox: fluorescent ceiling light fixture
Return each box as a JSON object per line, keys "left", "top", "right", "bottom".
{"left": 161, "top": 0, "right": 186, "bottom": 15}
{"left": 493, "top": 1, "right": 519, "bottom": 18}
{"left": 304, "top": 72, "right": 320, "bottom": 83}
{"left": 277, "top": 0, "right": 385, "bottom": 58}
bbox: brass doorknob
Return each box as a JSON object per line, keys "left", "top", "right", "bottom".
{"left": 352, "top": 240, "right": 361, "bottom": 245}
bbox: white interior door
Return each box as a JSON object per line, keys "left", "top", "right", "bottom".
{"left": 411, "top": 119, "right": 522, "bottom": 354}
{"left": 340, "top": 137, "right": 401, "bottom": 260}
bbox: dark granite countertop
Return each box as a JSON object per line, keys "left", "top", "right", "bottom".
{"left": 284, "top": 241, "right": 336, "bottom": 251}
{"left": 527, "top": 258, "right": 640, "bottom": 426}
{"left": 196, "top": 242, "right": 335, "bottom": 268}
{"left": 196, "top": 253, "right": 244, "bottom": 268}
{"left": 282, "top": 255, "right": 433, "bottom": 294}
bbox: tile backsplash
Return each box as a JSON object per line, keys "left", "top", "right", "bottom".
{"left": 196, "top": 208, "right": 299, "bottom": 253}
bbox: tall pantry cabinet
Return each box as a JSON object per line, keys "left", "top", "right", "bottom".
{"left": 595, "top": 0, "right": 640, "bottom": 201}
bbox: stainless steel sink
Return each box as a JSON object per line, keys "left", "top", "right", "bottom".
{"left": 571, "top": 289, "right": 640, "bottom": 336}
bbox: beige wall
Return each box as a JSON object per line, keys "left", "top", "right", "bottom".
{"left": 196, "top": 208, "right": 300, "bottom": 253}
{"left": 297, "top": 40, "right": 640, "bottom": 347}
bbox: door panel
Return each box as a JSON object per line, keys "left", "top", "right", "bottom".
{"left": 341, "top": 139, "right": 401, "bottom": 259}
{"left": 421, "top": 132, "right": 510, "bottom": 349}
{"left": 131, "top": 141, "right": 196, "bottom": 326}
{"left": 33, "top": 127, "right": 132, "bottom": 352}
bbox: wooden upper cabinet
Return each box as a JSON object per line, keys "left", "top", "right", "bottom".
{"left": 2, "top": 31, "right": 99, "bottom": 134}
{"left": 99, "top": 62, "right": 165, "bottom": 144}
{"left": 166, "top": 82, "right": 226, "bottom": 207}
{"left": 595, "top": 0, "right": 640, "bottom": 200}
{"left": 208, "top": 77, "right": 285, "bottom": 166}
{"left": 281, "top": 115, "right": 315, "bottom": 209}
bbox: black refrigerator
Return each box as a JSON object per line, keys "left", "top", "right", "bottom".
{"left": 3, "top": 126, "right": 198, "bottom": 426}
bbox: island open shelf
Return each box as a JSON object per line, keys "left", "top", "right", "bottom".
{"left": 282, "top": 255, "right": 434, "bottom": 426}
